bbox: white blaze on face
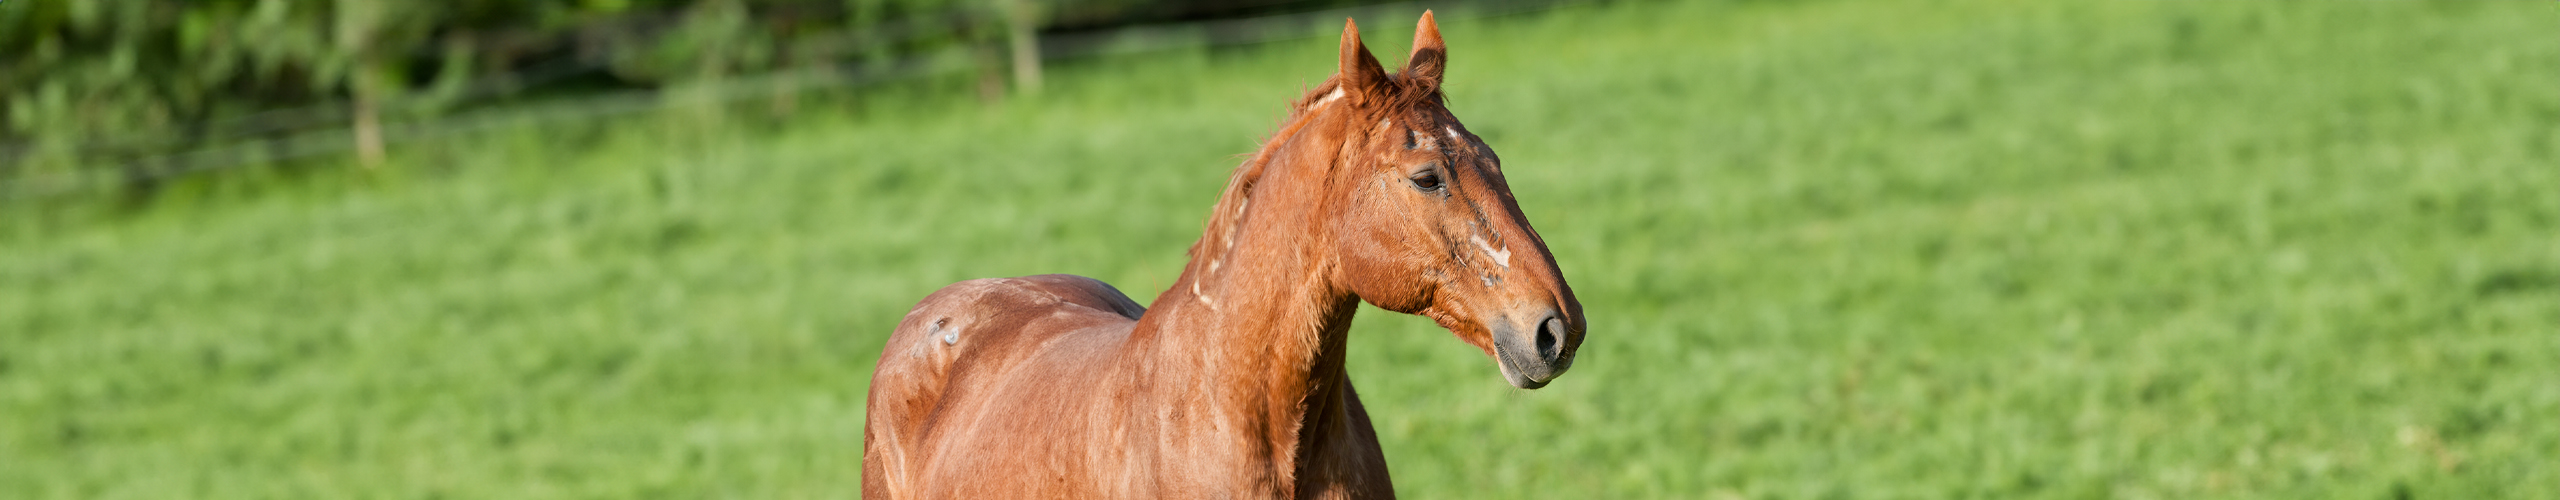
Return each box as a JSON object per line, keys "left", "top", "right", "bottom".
{"left": 1470, "top": 234, "right": 1513, "bottom": 270}
{"left": 1409, "top": 129, "right": 1438, "bottom": 151}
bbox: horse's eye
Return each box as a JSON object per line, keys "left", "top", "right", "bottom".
{"left": 1409, "top": 170, "right": 1444, "bottom": 192}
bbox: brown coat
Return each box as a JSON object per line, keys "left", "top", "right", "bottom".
{"left": 862, "top": 13, "right": 1587, "bottom": 499}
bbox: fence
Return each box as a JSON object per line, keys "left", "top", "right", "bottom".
{"left": 0, "top": 0, "right": 1582, "bottom": 201}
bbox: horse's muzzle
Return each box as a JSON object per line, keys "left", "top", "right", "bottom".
{"left": 1491, "top": 308, "right": 1575, "bottom": 389}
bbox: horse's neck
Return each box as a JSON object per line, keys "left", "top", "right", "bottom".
{"left": 1132, "top": 190, "right": 1356, "bottom": 419}
{"left": 1126, "top": 123, "right": 1358, "bottom": 477}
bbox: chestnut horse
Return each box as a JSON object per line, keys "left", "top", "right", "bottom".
{"left": 863, "top": 13, "right": 1585, "bottom": 499}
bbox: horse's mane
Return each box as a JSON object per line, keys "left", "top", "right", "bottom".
{"left": 1183, "top": 67, "right": 1446, "bottom": 284}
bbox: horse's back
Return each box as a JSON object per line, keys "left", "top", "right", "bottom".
{"left": 863, "top": 274, "right": 1145, "bottom": 499}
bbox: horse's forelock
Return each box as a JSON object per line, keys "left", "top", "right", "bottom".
{"left": 1286, "top": 74, "right": 1442, "bottom": 125}
{"left": 1195, "top": 74, "right": 1448, "bottom": 276}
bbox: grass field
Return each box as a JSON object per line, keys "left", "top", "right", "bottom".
{"left": 6, "top": 0, "right": 2559, "bottom": 497}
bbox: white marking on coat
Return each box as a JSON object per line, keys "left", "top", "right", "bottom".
{"left": 1470, "top": 234, "right": 1513, "bottom": 269}
{"left": 1446, "top": 126, "right": 1462, "bottom": 142}
{"left": 1314, "top": 88, "right": 1346, "bottom": 106}
{"left": 942, "top": 325, "right": 961, "bottom": 345}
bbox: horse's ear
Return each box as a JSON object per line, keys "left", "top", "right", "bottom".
{"left": 1338, "top": 18, "right": 1389, "bottom": 104}
{"left": 1402, "top": 11, "right": 1446, "bottom": 96}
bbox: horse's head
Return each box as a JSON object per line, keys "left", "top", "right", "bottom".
{"left": 1319, "top": 14, "right": 1585, "bottom": 389}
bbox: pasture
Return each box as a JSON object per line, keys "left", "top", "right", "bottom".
{"left": 5, "top": 0, "right": 2556, "bottom": 497}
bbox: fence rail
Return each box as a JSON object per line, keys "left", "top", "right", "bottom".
{"left": 0, "top": 0, "right": 1579, "bottom": 201}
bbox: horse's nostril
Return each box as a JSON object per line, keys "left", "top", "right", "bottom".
{"left": 1534, "top": 316, "right": 1563, "bottom": 363}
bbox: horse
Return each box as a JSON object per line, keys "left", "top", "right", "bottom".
{"left": 862, "top": 13, "right": 1586, "bottom": 499}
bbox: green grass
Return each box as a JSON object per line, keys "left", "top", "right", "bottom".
{"left": 7, "top": 0, "right": 2559, "bottom": 497}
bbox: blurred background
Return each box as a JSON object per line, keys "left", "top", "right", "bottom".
{"left": 3, "top": 0, "right": 2555, "bottom": 498}
{"left": 2, "top": 0, "right": 1554, "bottom": 196}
